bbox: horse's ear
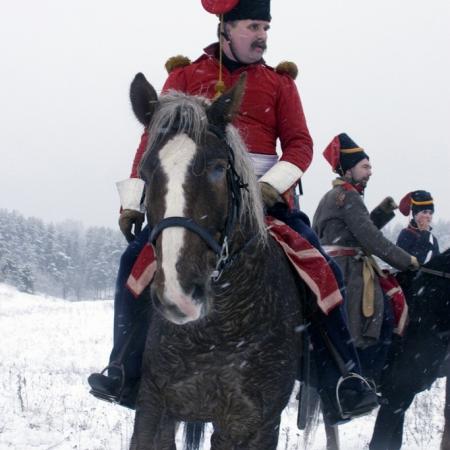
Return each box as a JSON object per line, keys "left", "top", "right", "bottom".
{"left": 129, "top": 73, "right": 159, "bottom": 127}
{"left": 207, "top": 73, "right": 247, "bottom": 128}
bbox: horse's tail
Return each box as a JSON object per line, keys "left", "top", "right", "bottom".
{"left": 302, "top": 390, "right": 321, "bottom": 447}
{"left": 183, "top": 422, "right": 205, "bottom": 450}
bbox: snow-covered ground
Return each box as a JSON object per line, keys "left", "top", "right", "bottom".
{"left": 0, "top": 283, "right": 445, "bottom": 449}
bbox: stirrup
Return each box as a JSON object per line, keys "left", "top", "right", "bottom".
{"left": 335, "top": 372, "right": 375, "bottom": 419}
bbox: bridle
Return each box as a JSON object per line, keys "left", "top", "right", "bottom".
{"left": 149, "top": 124, "right": 248, "bottom": 282}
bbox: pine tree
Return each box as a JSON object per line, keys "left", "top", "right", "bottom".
{"left": 0, "top": 209, "right": 125, "bottom": 299}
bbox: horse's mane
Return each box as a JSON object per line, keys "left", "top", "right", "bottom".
{"left": 423, "top": 247, "right": 450, "bottom": 271}
{"left": 224, "top": 125, "right": 267, "bottom": 241}
{"left": 140, "top": 90, "right": 268, "bottom": 241}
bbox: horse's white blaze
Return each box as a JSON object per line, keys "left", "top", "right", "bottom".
{"left": 159, "top": 134, "right": 202, "bottom": 321}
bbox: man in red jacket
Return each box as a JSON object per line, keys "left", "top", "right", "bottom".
{"left": 129, "top": 16, "right": 312, "bottom": 203}
{"left": 88, "top": 0, "right": 378, "bottom": 424}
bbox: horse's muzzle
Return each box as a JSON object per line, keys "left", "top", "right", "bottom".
{"left": 151, "top": 286, "right": 205, "bottom": 325}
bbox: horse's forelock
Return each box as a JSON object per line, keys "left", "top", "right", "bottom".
{"left": 149, "top": 91, "right": 210, "bottom": 146}
{"left": 138, "top": 91, "right": 210, "bottom": 176}
{"left": 139, "top": 90, "right": 267, "bottom": 243}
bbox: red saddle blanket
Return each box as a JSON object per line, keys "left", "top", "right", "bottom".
{"left": 126, "top": 243, "right": 157, "bottom": 298}
{"left": 126, "top": 216, "right": 343, "bottom": 314}
{"left": 378, "top": 271, "right": 408, "bottom": 335}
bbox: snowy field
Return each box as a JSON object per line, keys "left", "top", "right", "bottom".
{"left": 0, "top": 282, "right": 446, "bottom": 449}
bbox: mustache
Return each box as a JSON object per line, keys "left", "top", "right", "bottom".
{"left": 251, "top": 40, "right": 267, "bottom": 50}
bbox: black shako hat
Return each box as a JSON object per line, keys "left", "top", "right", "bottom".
{"left": 323, "top": 133, "right": 369, "bottom": 175}
{"left": 399, "top": 190, "right": 435, "bottom": 216}
{"left": 224, "top": 0, "right": 271, "bottom": 22}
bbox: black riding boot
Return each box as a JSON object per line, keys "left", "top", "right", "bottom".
{"left": 88, "top": 227, "right": 151, "bottom": 409}
{"left": 88, "top": 297, "right": 150, "bottom": 409}
{"left": 311, "top": 310, "right": 379, "bottom": 425}
{"left": 88, "top": 364, "right": 140, "bottom": 409}
{"left": 315, "top": 350, "right": 379, "bottom": 426}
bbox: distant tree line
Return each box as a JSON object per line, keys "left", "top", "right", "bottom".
{"left": 1, "top": 208, "right": 448, "bottom": 300}
{"left": 0, "top": 209, "right": 126, "bottom": 300}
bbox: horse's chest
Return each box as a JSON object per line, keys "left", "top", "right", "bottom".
{"left": 155, "top": 347, "right": 258, "bottom": 420}
{"left": 152, "top": 335, "right": 293, "bottom": 418}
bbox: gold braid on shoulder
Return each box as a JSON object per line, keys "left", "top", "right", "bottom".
{"left": 165, "top": 55, "right": 191, "bottom": 74}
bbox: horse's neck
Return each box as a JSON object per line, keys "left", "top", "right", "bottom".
{"left": 409, "top": 276, "right": 450, "bottom": 333}
{"left": 211, "top": 237, "right": 274, "bottom": 317}
{"left": 213, "top": 236, "right": 269, "bottom": 296}
{"left": 222, "top": 223, "right": 268, "bottom": 279}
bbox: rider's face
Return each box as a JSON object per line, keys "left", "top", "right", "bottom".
{"left": 347, "top": 158, "right": 372, "bottom": 187}
{"left": 223, "top": 20, "right": 270, "bottom": 64}
{"left": 414, "top": 210, "right": 433, "bottom": 230}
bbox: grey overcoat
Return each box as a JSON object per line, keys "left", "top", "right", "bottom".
{"left": 313, "top": 180, "right": 413, "bottom": 348}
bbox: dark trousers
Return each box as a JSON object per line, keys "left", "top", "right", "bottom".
{"left": 358, "top": 293, "right": 395, "bottom": 383}
{"left": 108, "top": 226, "right": 151, "bottom": 381}
{"left": 267, "top": 205, "right": 363, "bottom": 401}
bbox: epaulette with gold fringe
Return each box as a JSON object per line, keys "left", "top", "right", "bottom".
{"left": 165, "top": 55, "right": 191, "bottom": 74}
{"left": 275, "top": 61, "right": 298, "bottom": 80}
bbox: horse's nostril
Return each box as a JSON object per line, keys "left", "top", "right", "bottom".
{"left": 192, "top": 284, "right": 205, "bottom": 301}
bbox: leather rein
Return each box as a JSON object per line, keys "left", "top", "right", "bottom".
{"left": 419, "top": 267, "right": 450, "bottom": 280}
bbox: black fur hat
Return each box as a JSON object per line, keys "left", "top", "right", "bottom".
{"left": 323, "top": 133, "right": 369, "bottom": 175}
{"left": 338, "top": 133, "right": 369, "bottom": 174}
{"left": 224, "top": 0, "right": 271, "bottom": 22}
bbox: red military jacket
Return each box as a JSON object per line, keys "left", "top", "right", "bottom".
{"left": 130, "top": 43, "right": 313, "bottom": 195}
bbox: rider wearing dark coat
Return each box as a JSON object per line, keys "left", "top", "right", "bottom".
{"left": 397, "top": 190, "right": 440, "bottom": 264}
{"left": 88, "top": 0, "right": 378, "bottom": 424}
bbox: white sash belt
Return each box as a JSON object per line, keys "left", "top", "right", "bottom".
{"left": 248, "top": 153, "right": 278, "bottom": 178}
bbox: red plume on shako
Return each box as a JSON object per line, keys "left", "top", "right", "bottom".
{"left": 201, "top": 0, "right": 239, "bottom": 14}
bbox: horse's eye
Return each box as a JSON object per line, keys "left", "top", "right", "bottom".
{"left": 207, "top": 162, "right": 227, "bottom": 182}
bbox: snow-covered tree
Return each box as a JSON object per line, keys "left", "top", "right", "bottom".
{"left": 0, "top": 209, "right": 125, "bottom": 299}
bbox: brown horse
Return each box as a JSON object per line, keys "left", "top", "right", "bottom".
{"left": 127, "top": 73, "right": 308, "bottom": 450}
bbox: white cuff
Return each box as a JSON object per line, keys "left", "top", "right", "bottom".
{"left": 116, "top": 178, "right": 145, "bottom": 211}
{"left": 259, "top": 161, "right": 303, "bottom": 193}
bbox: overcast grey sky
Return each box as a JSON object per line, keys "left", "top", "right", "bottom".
{"left": 1, "top": 0, "right": 449, "bottom": 230}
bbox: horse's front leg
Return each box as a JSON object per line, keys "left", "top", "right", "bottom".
{"left": 210, "top": 416, "right": 281, "bottom": 450}
{"left": 441, "top": 376, "right": 450, "bottom": 450}
{"left": 370, "top": 404, "right": 402, "bottom": 450}
{"left": 323, "top": 418, "right": 340, "bottom": 450}
{"left": 369, "top": 391, "right": 414, "bottom": 450}
{"left": 210, "top": 427, "right": 233, "bottom": 450}
{"left": 154, "top": 415, "right": 177, "bottom": 450}
{"left": 386, "top": 391, "right": 415, "bottom": 450}
{"left": 238, "top": 416, "right": 282, "bottom": 450}
{"left": 387, "top": 412, "right": 406, "bottom": 450}
{"left": 131, "top": 418, "right": 176, "bottom": 450}
{"left": 131, "top": 377, "right": 171, "bottom": 450}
